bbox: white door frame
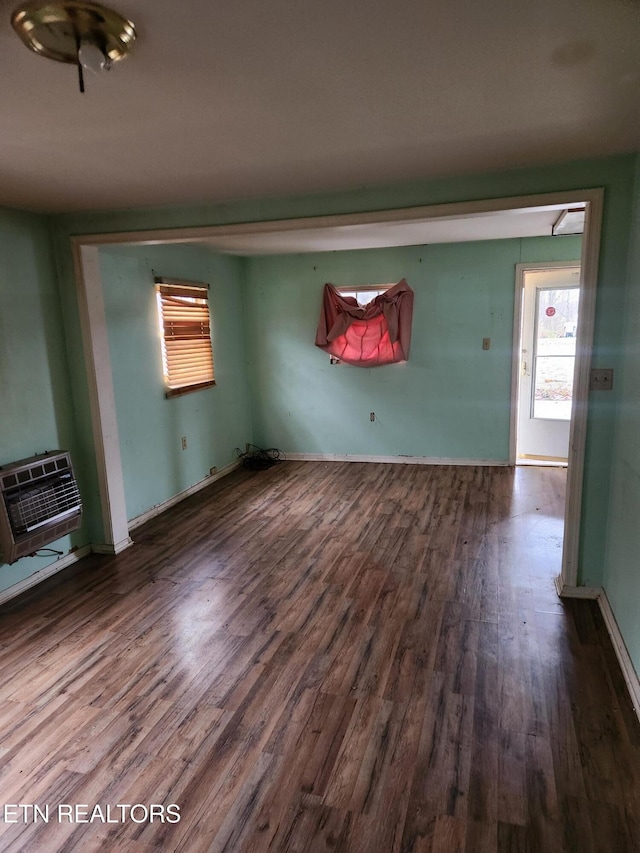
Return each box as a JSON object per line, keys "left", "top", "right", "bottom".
{"left": 70, "top": 187, "right": 604, "bottom": 591}
{"left": 510, "top": 260, "right": 582, "bottom": 464}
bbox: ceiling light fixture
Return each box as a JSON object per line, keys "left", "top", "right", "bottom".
{"left": 11, "top": 0, "right": 136, "bottom": 93}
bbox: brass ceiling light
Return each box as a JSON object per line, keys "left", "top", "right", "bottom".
{"left": 11, "top": 0, "right": 136, "bottom": 93}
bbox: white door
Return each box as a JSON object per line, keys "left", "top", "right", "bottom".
{"left": 517, "top": 267, "right": 580, "bottom": 462}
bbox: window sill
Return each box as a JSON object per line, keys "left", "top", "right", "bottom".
{"left": 164, "top": 380, "right": 216, "bottom": 399}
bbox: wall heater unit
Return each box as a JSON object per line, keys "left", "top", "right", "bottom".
{"left": 0, "top": 451, "right": 82, "bottom": 565}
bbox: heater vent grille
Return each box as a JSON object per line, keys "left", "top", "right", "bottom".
{"left": 0, "top": 451, "right": 82, "bottom": 565}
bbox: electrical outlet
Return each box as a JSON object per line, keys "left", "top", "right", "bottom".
{"left": 483, "top": 337, "right": 491, "bottom": 350}
{"left": 370, "top": 412, "right": 375, "bottom": 422}
{"left": 181, "top": 436, "right": 188, "bottom": 450}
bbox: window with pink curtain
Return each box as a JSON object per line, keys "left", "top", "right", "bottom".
{"left": 315, "top": 279, "right": 414, "bottom": 367}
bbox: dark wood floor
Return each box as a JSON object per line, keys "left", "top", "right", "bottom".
{"left": 0, "top": 462, "right": 638, "bottom": 852}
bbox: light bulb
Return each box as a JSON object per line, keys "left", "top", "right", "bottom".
{"left": 78, "top": 40, "right": 110, "bottom": 74}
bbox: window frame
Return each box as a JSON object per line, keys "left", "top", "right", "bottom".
{"left": 329, "top": 284, "right": 394, "bottom": 364}
{"left": 154, "top": 277, "right": 216, "bottom": 398}
{"left": 335, "top": 284, "right": 393, "bottom": 305}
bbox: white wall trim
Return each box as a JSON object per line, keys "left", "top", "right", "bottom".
{"left": 285, "top": 453, "right": 510, "bottom": 466}
{"left": 555, "top": 577, "right": 601, "bottom": 598}
{"left": 91, "top": 538, "right": 133, "bottom": 555}
{"left": 560, "top": 190, "right": 604, "bottom": 590}
{"left": 510, "top": 260, "right": 582, "bottom": 466}
{"left": 71, "top": 187, "right": 604, "bottom": 579}
{"left": 598, "top": 589, "right": 640, "bottom": 717}
{"left": 509, "top": 268, "right": 525, "bottom": 467}
{"left": 0, "top": 546, "right": 91, "bottom": 607}
{"left": 128, "top": 460, "right": 241, "bottom": 531}
{"left": 72, "top": 243, "right": 131, "bottom": 550}
{"left": 557, "top": 581, "right": 640, "bottom": 720}
{"left": 73, "top": 189, "right": 602, "bottom": 247}
{"left": 0, "top": 456, "right": 237, "bottom": 601}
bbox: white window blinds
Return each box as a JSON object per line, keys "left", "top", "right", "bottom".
{"left": 155, "top": 279, "right": 215, "bottom": 397}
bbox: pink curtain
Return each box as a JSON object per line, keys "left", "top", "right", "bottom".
{"left": 315, "top": 279, "right": 414, "bottom": 367}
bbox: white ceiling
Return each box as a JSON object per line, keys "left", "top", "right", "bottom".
{"left": 0, "top": 0, "right": 638, "bottom": 214}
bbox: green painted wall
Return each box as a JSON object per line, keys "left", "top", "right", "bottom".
{"left": 602, "top": 153, "right": 640, "bottom": 676}
{"left": 50, "top": 154, "right": 637, "bottom": 588}
{"left": 99, "top": 244, "right": 253, "bottom": 522}
{"left": 0, "top": 208, "right": 87, "bottom": 595}
{"left": 2, "top": 154, "right": 637, "bottom": 685}
{"left": 244, "top": 236, "right": 582, "bottom": 459}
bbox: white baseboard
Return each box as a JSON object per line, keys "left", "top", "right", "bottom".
{"left": 557, "top": 581, "right": 640, "bottom": 720}
{"left": 284, "top": 453, "right": 510, "bottom": 466}
{"left": 0, "top": 545, "right": 92, "bottom": 607}
{"left": 128, "top": 460, "right": 242, "bottom": 531}
{"left": 555, "top": 577, "right": 601, "bottom": 599}
{"left": 91, "top": 537, "right": 133, "bottom": 555}
{"left": 1, "top": 462, "right": 242, "bottom": 604}
{"left": 598, "top": 589, "right": 640, "bottom": 717}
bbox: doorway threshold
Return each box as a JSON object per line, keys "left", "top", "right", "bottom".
{"left": 517, "top": 457, "right": 568, "bottom": 468}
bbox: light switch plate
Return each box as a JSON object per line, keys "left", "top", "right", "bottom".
{"left": 589, "top": 368, "right": 614, "bottom": 391}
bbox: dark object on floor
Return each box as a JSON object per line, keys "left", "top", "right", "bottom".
{"left": 235, "top": 444, "right": 285, "bottom": 470}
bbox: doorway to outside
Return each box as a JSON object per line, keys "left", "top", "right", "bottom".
{"left": 516, "top": 264, "right": 581, "bottom": 466}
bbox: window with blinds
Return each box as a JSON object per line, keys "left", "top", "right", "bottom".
{"left": 155, "top": 279, "right": 215, "bottom": 397}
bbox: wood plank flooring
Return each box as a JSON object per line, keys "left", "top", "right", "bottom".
{"left": 0, "top": 462, "right": 638, "bottom": 852}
